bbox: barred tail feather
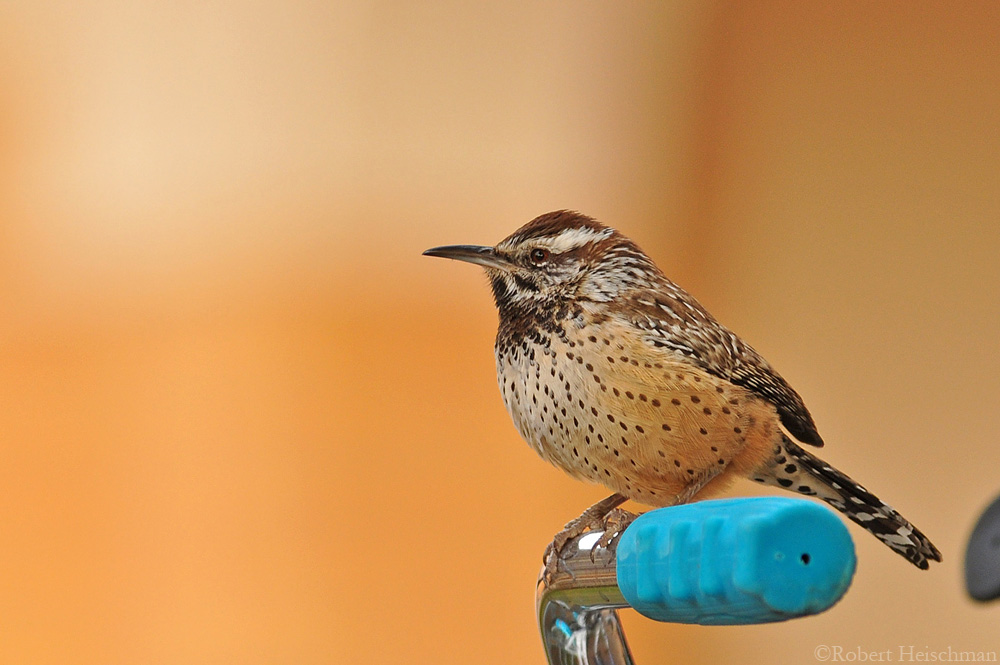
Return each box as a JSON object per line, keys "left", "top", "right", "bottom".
{"left": 754, "top": 435, "right": 942, "bottom": 570}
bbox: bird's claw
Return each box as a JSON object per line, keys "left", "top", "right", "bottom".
{"left": 588, "top": 507, "right": 637, "bottom": 564}
{"left": 541, "top": 506, "right": 639, "bottom": 584}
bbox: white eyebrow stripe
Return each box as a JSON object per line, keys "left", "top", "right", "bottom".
{"left": 537, "top": 227, "right": 614, "bottom": 253}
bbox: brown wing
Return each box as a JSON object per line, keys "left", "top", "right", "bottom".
{"left": 623, "top": 285, "right": 825, "bottom": 448}
{"left": 724, "top": 341, "right": 824, "bottom": 447}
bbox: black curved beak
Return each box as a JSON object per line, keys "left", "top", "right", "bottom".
{"left": 422, "top": 244, "right": 513, "bottom": 271}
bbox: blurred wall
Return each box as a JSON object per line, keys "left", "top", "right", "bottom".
{"left": 1, "top": 2, "right": 998, "bottom": 664}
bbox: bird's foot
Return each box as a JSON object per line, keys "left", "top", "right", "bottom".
{"left": 588, "top": 507, "right": 638, "bottom": 565}
{"left": 541, "top": 493, "right": 629, "bottom": 583}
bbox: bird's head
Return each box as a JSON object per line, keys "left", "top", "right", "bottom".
{"left": 423, "top": 210, "right": 661, "bottom": 316}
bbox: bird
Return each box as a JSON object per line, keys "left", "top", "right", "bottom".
{"left": 423, "top": 210, "right": 941, "bottom": 570}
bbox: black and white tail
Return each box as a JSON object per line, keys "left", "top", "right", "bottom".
{"left": 753, "top": 434, "right": 942, "bottom": 569}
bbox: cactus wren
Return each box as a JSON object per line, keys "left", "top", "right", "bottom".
{"left": 424, "top": 210, "right": 941, "bottom": 570}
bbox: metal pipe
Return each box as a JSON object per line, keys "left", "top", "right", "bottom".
{"left": 536, "top": 532, "right": 634, "bottom": 665}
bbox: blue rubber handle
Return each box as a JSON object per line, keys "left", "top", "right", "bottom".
{"left": 616, "top": 497, "right": 856, "bottom": 625}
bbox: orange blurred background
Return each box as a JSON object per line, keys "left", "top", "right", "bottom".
{"left": 1, "top": 2, "right": 999, "bottom": 663}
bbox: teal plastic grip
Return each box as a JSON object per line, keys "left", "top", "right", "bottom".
{"left": 616, "top": 497, "right": 856, "bottom": 625}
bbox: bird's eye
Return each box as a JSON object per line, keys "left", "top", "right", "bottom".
{"left": 529, "top": 248, "right": 550, "bottom": 265}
